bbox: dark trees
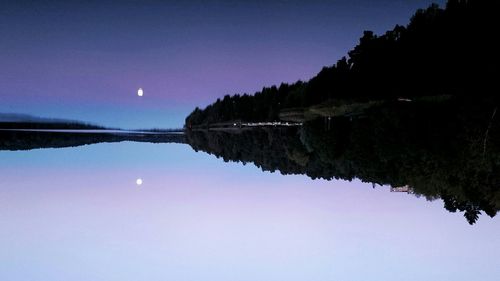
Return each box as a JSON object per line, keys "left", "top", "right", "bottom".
{"left": 186, "top": 0, "right": 498, "bottom": 127}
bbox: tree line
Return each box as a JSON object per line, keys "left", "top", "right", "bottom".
{"left": 185, "top": 0, "right": 497, "bottom": 127}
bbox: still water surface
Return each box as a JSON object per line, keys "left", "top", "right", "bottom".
{"left": 1, "top": 141, "right": 499, "bottom": 281}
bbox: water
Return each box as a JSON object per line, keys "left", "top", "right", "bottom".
{"left": 1, "top": 140, "right": 500, "bottom": 281}
{"left": 1, "top": 99, "right": 500, "bottom": 280}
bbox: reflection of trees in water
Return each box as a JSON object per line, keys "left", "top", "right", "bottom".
{"left": 186, "top": 99, "right": 500, "bottom": 224}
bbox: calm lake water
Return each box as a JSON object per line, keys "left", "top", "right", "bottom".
{"left": 1, "top": 140, "right": 500, "bottom": 281}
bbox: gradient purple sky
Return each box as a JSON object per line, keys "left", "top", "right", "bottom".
{"left": 0, "top": 0, "right": 444, "bottom": 128}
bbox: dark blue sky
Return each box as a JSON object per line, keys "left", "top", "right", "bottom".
{"left": 0, "top": 0, "right": 444, "bottom": 128}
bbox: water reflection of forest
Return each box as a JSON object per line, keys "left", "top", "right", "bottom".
{"left": 186, "top": 99, "right": 500, "bottom": 224}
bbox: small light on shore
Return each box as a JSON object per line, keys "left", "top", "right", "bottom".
{"left": 137, "top": 88, "right": 144, "bottom": 97}
{"left": 136, "top": 178, "right": 143, "bottom": 186}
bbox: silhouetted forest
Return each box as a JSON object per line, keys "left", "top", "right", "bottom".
{"left": 186, "top": 98, "right": 500, "bottom": 224}
{"left": 185, "top": 0, "right": 497, "bottom": 127}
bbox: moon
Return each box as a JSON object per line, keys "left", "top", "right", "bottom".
{"left": 137, "top": 88, "right": 144, "bottom": 97}
{"left": 136, "top": 178, "right": 143, "bottom": 186}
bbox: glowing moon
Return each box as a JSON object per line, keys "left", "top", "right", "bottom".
{"left": 136, "top": 178, "right": 143, "bottom": 186}
{"left": 137, "top": 88, "right": 144, "bottom": 97}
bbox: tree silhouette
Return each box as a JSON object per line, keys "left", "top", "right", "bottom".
{"left": 185, "top": 0, "right": 498, "bottom": 127}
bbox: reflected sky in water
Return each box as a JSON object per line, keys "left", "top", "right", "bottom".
{"left": 1, "top": 142, "right": 499, "bottom": 281}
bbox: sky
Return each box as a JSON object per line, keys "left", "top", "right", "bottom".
{"left": 1, "top": 141, "right": 500, "bottom": 281}
{"left": 0, "top": 0, "right": 445, "bottom": 129}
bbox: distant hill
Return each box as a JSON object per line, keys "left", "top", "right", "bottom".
{"left": 185, "top": 0, "right": 497, "bottom": 128}
{"left": 0, "top": 130, "right": 186, "bottom": 151}
{"left": 0, "top": 113, "right": 104, "bottom": 129}
{"left": 0, "top": 113, "right": 187, "bottom": 150}
{"left": 0, "top": 113, "right": 81, "bottom": 124}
